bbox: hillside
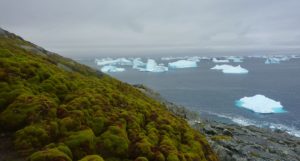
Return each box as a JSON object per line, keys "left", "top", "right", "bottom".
{"left": 0, "top": 28, "right": 218, "bottom": 161}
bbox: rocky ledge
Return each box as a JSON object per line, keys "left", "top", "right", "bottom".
{"left": 192, "top": 120, "right": 300, "bottom": 161}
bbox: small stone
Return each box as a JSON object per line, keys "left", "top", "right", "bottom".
{"left": 223, "top": 129, "right": 233, "bottom": 137}
{"left": 203, "top": 125, "right": 217, "bottom": 135}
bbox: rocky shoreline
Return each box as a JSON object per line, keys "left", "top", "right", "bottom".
{"left": 135, "top": 84, "right": 300, "bottom": 161}
{"left": 192, "top": 119, "right": 300, "bottom": 161}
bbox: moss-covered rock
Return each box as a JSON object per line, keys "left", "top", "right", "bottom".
{"left": 64, "top": 128, "right": 95, "bottom": 159}
{"left": 134, "top": 156, "right": 149, "bottom": 161}
{"left": 96, "top": 125, "right": 129, "bottom": 157}
{"left": 29, "top": 148, "right": 72, "bottom": 161}
{"left": 14, "top": 124, "right": 50, "bottom": 153}
{"left": 79, "top": 155, "right": 104, "bottom": 161}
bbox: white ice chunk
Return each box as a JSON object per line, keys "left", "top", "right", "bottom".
{"left": 227, "top": 56, "right": 244, "bottom": 63}
{"left": 168, "top": 60, "right": 198, "bottom": 69}
{"left": 265, "top": 57, "right": 280, "bottom": 64}
{"left": 95, "top": 58, "right": 132, "bottom": 66}
{"left": 142, "top": 59, "right": 168, "bottom": 72}
{"left": 117, "top": 58, "right": 132, "bottom": 66}
{"left": 101, "top": 65, "right": 125, "bottom": 73}
{"left": 265, "top": 56, "right": 291, "bottom": 64}
{"left": 235, "top": 94, "right": 286, "bottom": 113}
{"left": 95, "top": 58, "right": 115, "bottom": 66}
{"left": 132, "top": 58, "right": 146, "bottom": 69}
{"left": 212, "top": 58, "right": 230, "bottom": 63}
{"left": 211, "top": 64, "right": 248, "bottom": 74}
{"left": 186, "top": 56, "right": 201, "bottom": 62}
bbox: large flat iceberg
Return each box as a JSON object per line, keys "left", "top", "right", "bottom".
{"left": 211, "top": 64, "right": 248, "bottom": 74}
{"left": 101, "top": 65, "right": 125, "bottom": 73}
{"left": 235, "top": 94, "right": 286, "bottom": 113}
{"left": 168, "top": 60, "right": 198, "bottom": 69}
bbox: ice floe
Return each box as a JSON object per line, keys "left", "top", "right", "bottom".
{"left": 227, "top": 56, "right": 244, "bottom": 63}
{"left": 212, "top": 58, "right": 230, "bottom": 63}
{"left": 132, "top": 58, "right": 146, "bottom": 69}
{"left": 141, "top": 59, "right": 168, "bottom": 72}
{"left": 211, "top": 64, "right": 248, "bottom": 74}
{"left": 265, "top": 57, "right": 281, "bottom": 64}
{"left": 95, "top": 58, "right": 132, "bottom": 66}
{"left": 265, "top": 56, "right": 290, "bottom": 64}
{"left": 235, "top": 94, "right": 286, "bottom": 113}
{"left": 168, "top": 60, "right": 198, "bottom": 69}
{"left": 101, "top": 65, "right": 125, "bottom": 73}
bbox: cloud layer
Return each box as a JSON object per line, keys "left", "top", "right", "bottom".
{"left": 1, "top": 0, "right": 300, "bottom": 57}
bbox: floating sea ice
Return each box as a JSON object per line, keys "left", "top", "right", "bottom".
{"left": 212, "top": 58, "right": 230, "bottom": 63}
{"left": 143, "top": 59, "right": 168, "bottom": 72}
{"left": 265, "top": 57, "right": 280, "bottom": 64}
{"left": 132, "top": 58, "right": 146, "bottom": 69}
{"left": 211, "top": 64, "right": 248, "bottom": 74}
{"left": 101, "top": 65, "right": 125, "bottom": 73}
{"left": 186, "top": 56, "right": 201, "bottom": 62}
{"left": 95, "top": 58, "right": 115, "bottom": 66}
{"left": 117, "top": 58, "right": 132, "bottom": 66}
{"left": 168, "top": 60, "right": 198, "bottom": 69}
{"left": 95, "top": 58, "right": 132, "bottom": 66}
{"left": 227, "top": 56, "right": 244, "bottom": 63}
{"left": 235, "top": 94, "right": 286, "bottom": 113}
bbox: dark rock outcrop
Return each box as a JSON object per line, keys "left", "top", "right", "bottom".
{"left": 193, "top": 120, "right": 300, "bottom": 161}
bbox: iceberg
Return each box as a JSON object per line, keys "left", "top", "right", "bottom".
{"left": 211, "top": 64, "right": 248, "bottom": 74}
{"left": 132, "top": 58, "right": 146, "bottom": 69}
{"left": 141, "top": 59, "right": 168, "bottom": 72}
{"left": 168, "top": 60, "right": 198, "bottom": 69}
{"left": 227, "top": 56, "right": 244, "bottom": 63}
{"left": 95, "top": 58, "right": 132, "bottom": 66}
{"left": 117, "top": 58, "right": 132, "bottom": 66}
{"left": 265, "top": 56, "right": 290, "bottom": 64}
{"left": 212, "top": 58, "right": 230, "bottom": 63}
{"left": 235, "top": 94, "right": 286, "bottom": 113}
{"left": 101, "top": 65, "right": 125, "bottom": 73}
{"left": 265, "top": 57, "right": 280, "bottom": 64}
{"left": 186, "top": 56, "right": 201, "bottom": 62}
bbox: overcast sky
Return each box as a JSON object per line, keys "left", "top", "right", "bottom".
{"left": 1, "top": 0, "right": 300, "bottom": 57}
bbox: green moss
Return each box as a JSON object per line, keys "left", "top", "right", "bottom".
{"left": 0, "top": 29, "right": 218, "bottom": 161}
{"left": 88, "top": 116, "right": 105, "bottom": 136}
{"left": 211, "top": 135, "right": 232, "bottom": 141}
{"left": 135, "top": 156, "right": 149, "bottom": 161}
{"left": 96, "top": 125, "right": 129, "bottom": 157}
{"left": 166, "top": 153, "right": 180, "bottom": 161}
{"left": 64, "top": 128, "right": 95, "bottom": 159}
{"left": 14, "top": 125, "right": 50, "bottom": 152}
{"left": 79, "top": 155, "right": 104, "bottom": 161}
{"left": 29, "top": 148, "right": 72, "bottom": 161}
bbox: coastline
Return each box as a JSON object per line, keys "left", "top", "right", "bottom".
{"left": 134, "top": 84, "right": 300, "bottom": 161}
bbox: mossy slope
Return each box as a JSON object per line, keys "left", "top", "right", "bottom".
{"left": 0, "top": 28, "right": 218, "bottom": 161}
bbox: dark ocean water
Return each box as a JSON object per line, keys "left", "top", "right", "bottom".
{"left": 78, "top": 57, "right": 300, "bottom": 137}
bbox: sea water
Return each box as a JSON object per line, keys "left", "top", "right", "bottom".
{"left": 78, "top": 57, "right": 300, "bottom": 137}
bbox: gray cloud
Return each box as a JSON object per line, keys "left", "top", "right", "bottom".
{"left": 1, "top": 0, "right": 300, "bottom": 57}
